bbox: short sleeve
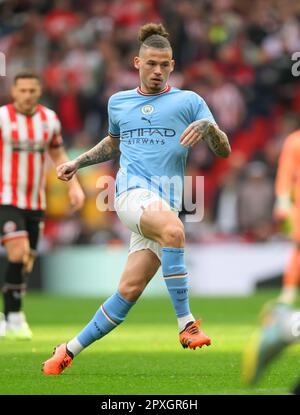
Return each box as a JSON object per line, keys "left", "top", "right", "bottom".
{"left": 49, "top": 113, "right": 63, "bottom": 148}
{"left": 192, "top": 93, "right": 216, "bottom": 125}
{"left": 108, "top": 96, "right": 120, "bottom": 138}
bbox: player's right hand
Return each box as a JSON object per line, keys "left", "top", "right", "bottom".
{"left": 56, "top": 160, "right": 78, "bottom": 181}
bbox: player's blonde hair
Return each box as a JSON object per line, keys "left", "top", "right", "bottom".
{"left": 138, "top": 23, "right": 171, "bottom": 51}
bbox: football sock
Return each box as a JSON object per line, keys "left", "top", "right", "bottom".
{"left": 66, "top": 338, "right": 83, "bottom": 358}
{"left": 178, "top": 313, "right": 196, "bottom": 332}
{"left": 2, "top": 262, "right": 25, "bottom": 318}
{"left": 75, "top": 291, "right": 136, "bottom": 349}
{"left": 161, "top": 247, "right": 194, "bottom": 331}
{"left": 278, "top": 286, "right": 298, "bottom": 304}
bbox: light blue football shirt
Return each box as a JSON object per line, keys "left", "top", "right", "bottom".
{"left": 108, "top": 85, "right": 216, "bottom": 210}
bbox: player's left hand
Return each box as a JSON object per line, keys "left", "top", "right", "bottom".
{"left": 273, "top": 196, "right": 292, "bottom": 223}
{"left": 180, "top": 119, "right": 211, "bottom": 147}
{"left": 68, "top": 184, "right": 85, "bottom": 213}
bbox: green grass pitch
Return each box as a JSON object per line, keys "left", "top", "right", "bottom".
{"left": 0, "top": 290, "right": 299, "bottom": 395}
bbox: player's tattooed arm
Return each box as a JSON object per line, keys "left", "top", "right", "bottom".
{"left": 200, "top": 121, "right": 231, "bottom": 158}
{"left": 76, "top": 135, "right": 120, "bottom": 168}
{"left": 180, "top": 120, "right": 231, "bottom": 158}
{"left": 56, "top": 135, "right": 120, "bottom": 182}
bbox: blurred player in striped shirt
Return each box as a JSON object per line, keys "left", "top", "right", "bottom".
{"left": 0, "top": 70, "right": 85, "bottom": 339}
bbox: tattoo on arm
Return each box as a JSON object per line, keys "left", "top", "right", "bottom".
{"left": 195, "top": 120, "right": 231, "bottom": 158}
{"left": 204, "top": 124, "right": 231, "bottom": 158}
{"left": 76, "top": 135, "right": 120, "bottom": 169}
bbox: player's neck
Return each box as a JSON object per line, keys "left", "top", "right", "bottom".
{"left": 138, "top": 84, "right": 170, "bottom": 95}
{"left": 13, "top": 102, "right": 38, "bottom": 116}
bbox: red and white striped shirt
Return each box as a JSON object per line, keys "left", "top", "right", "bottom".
{"left": 0, "top": 103, "right": 63, "bottom": 211}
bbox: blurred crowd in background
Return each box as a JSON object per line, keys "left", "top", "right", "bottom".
{"left": 0, "top": 0, "right": 300, "bottom": 248}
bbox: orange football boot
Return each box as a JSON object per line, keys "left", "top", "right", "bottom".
{"left": 179, "top": 320, "right": 211, "bottom": 349}
{"left": 42, "top": 343, "right": 73, "bottom": 375}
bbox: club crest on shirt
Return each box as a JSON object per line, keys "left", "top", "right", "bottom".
{"left": 141, "top": 104, "right": 154, "bottom": 115}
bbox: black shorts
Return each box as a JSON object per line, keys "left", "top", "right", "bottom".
{"left": 0, "top": 205, "right": 44, "bottom": 250}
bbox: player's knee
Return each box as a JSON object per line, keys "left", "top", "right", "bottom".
{"left": 5, "top": 236, "right": 31, "bottom": 264}
{"left": 118, "top": 281, "right": 144, "bottom": 302}
{"left": 7, "top": 243, "right": 28, "bottom": 263}
{"left": 160, "top": 224, "right": 185, "bottom": 247}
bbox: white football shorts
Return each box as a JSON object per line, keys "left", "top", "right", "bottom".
{"left": 114, "top": 188, "right": 172, "bottom": 260}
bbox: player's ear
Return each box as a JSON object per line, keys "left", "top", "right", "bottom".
{"left": 133, "top": 56, "right": 140, "bottom": 70}
{"left": 37, "top": 83, "right": 42, "bottom": 99}
{"left": 170, "top": 59, "right": 175, "bottom": 73}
